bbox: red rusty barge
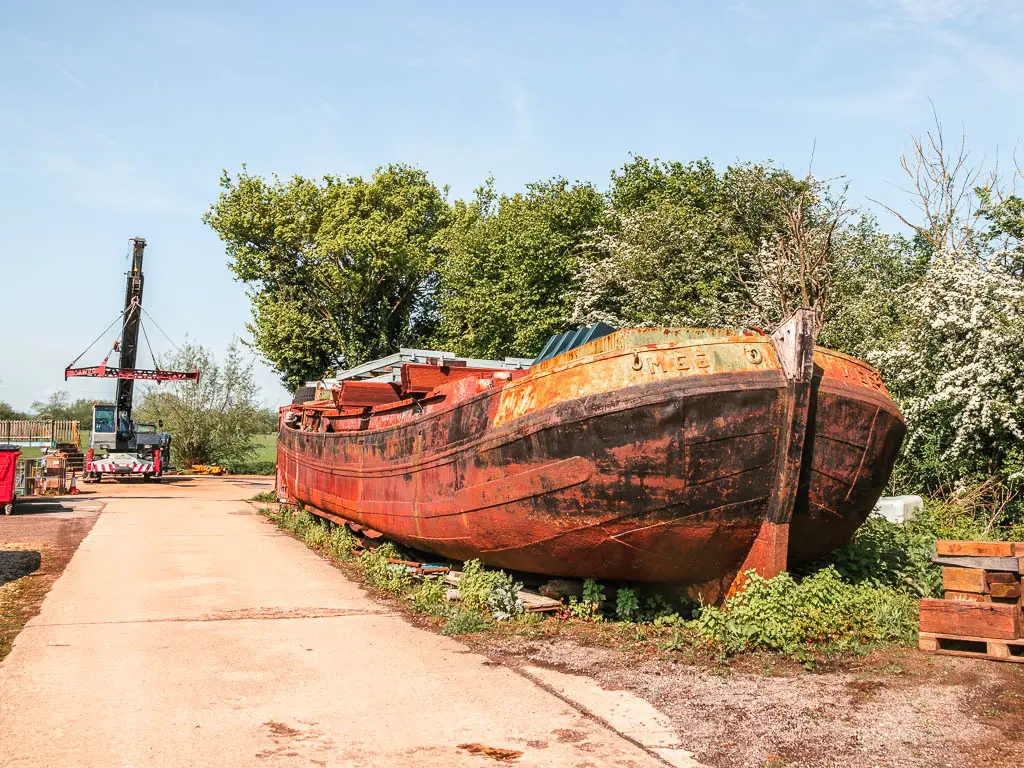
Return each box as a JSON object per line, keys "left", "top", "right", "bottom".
{"left": 278, "top": 310, "right": 905, "bottom": 597}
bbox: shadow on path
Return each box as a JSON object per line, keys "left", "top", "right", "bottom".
{"left": 0, "top": 550, "right": 41, "bottom": 587}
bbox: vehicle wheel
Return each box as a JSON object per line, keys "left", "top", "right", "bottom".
{"left": 3, "top": 503, "right": 12, "bottom": 516}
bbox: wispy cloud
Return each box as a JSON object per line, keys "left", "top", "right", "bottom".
{"left": 890, "top": 0, "right": 1024, "bottom": 30}
{"left": 38, "top": 153, "right": 193, "bottom": 214}
{"left": 13, "top": 34, "right": 89, "bottom": 91}
{"left": 813, "top": 0, "right": 1024, "bottom": 118}
{"left": 51, "top": 60, "right": 86, "bottom": 90}
{"left": 929, "top": 26, "right": 1024, "bottom": 95}
{"left": 895, "top": 0, "right": 990, "bottom": 25}
{"left": 891, "top": 0, "right": 1024, "bottom": 97}
{"left": 800, "top": 64, "right": 940, "bottom": 121}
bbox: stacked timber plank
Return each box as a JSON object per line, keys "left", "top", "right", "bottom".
{"left": 919, "top": 540, "right": 1024, "bottom": 663}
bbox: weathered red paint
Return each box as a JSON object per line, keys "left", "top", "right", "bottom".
{"left": 278, "top": 316, "right": 905, "bottom": 600}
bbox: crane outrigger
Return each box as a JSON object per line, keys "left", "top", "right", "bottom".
{"left": 65, "top": 237, "right": 198, "bottom": 481}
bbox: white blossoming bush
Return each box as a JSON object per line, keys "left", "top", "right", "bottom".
{"left": 870, "top": 252, "right": 1024, "bottom": 484}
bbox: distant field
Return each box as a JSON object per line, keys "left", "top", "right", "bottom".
{"left": 252, "top": 433, "right": 278, "bottom": 462}
{"left": 8, "top": 431, "right": 92, "bottom": 460}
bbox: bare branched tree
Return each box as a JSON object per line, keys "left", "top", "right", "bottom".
{"left": 738, "top": 177, "right": 850, "bottom": 330}
{"left": 872, "top": 105, "right": 993, "bottom": 253}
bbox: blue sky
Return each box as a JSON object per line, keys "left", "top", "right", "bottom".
{"left": 1, "top": 0, "right": 1021, "bottom": 410}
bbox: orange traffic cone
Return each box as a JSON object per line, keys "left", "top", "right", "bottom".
{"left": 69, "top": 472, "right": 79, "bottom": 495}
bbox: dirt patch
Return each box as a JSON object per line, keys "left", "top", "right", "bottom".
{"left": 263, "top": 721, "right": 302, "bottom": 738}
{"left": 0, "top": 500, "right": 101, "bottom": 661}
{"left": 257, "top": 719, "right": 335, "bottom": 762}
{"left": 457, "top": 743, "right": 523, "bottom": 761}
{"left": 553, "top": 728, "right": 586, "bottom": 743}
{"left": 477, "top": 634, "right": 1024, "bottom": 768}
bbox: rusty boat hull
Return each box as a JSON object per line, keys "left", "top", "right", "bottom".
{"left": 279, "top": 315, "right": 905, "bottom": 594}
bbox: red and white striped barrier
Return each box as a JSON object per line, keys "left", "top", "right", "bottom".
{"left": 87, "top": 461, "right": 155, "bottom": 474}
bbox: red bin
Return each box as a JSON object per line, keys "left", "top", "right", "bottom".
{"left": 0, "top": 444, "right": 21, "bottom": 515}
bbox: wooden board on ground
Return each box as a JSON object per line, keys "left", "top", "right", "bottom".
{"left": 919, "top": 599, "right": 1020, "bottom": 640}
{"left": 936, "top": 540, "right": 1016, "bottom": 557}
{"left": 919, "top": 632, "right": 1024, "bottom": 664}
{"left": 942, "top": 567, "right": 988, "bottom": 594}
{"left": 518, "top": 591, "right": 563, "bottom": 612}
{"left": 444, "top": 571, "right": 562, "bottom": 613}
{"left": 932, "top": 554, "right": 1021, "bottom": 573}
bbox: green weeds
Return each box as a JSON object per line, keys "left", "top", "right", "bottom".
{"left": 564, "top": 577, "right": 606, "bottom": 620}
{"left": 327, "top": 525, "right": 358, "bottom": 561}
{"left": 442, "top": 608, "right": 490, "bottom": 635}
{"left": 361, "top": 546, "right": 411, "bottom": 595}
{"left": 615, "top": 587, "right": 640, "bottom": 621}
{"left": 689, "top": 568, "right": 918, "bottom": 657}
{"left": 261, "top": 503, "right": 927, "bottom": 663}
{"left": 411, "top": 579, "right": 452, "bottom": 619}
{"left": 485, "top": 571, "right": 525, "bottom": 621}
{"left": 457, "top": 559, "right": 501, "bottom": 610}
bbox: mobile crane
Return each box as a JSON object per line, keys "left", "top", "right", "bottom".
{"left": 65, "top": 238, "right": 199, "bottom": 481}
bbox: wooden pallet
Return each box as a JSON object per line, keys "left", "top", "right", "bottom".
{"left": 920, "top": 632, "right": 1024, "bottom": 663}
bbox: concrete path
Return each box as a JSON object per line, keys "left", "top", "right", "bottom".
{"left": 0, "top": 477, "right": 687, "bottom": 767}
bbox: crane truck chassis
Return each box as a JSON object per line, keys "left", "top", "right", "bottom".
{"left": 83, "top": 413, "right": 170, "bottom": 482}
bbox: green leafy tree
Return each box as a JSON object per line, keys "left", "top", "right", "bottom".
{"left": 571, "top": 158, "right": 809, "bottom": 329}
{"left": 31, "top": 391, "right": 94, "bottom": 425}
{"left": 818, "top": 218, "right": 929, "bottom": 358}
{"left": 204, "top": 164, "right": 450, "bottom": 389}
{"left": 978, "top": 188, "right": 1024, "bottom": 277}
{"left": 135, "top": 340, "right": 265, "bottom": 468}
{"left": 0, "top": 402, "right": 29, "bottom": 420}
{"left": 432, "top": 178, "right": 605, "bottom": 358}
{"left": 256, "top": 407, "right": 280, "bottom": 433}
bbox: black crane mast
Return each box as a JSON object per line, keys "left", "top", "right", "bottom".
{"left": 116, "top": 237, "right": 146, "bottom": 423}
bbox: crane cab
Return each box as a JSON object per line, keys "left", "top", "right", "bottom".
{"left": 90, "top": 403, "right": 134, "bottom": 452}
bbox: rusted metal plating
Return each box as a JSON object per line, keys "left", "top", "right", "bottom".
{"left": 278, "top": 314, "right": 905, "bottom": 603}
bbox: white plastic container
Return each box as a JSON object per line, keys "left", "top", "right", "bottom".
{"left": 873, "top": 495, "right": 924, "bottom": 523}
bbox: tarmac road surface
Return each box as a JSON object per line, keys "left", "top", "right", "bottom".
{"left": 0, "top": 476, "right": 699, "bottom": 768}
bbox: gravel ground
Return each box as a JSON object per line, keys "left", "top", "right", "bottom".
{"left": 479, "top": 635, "right": 1024, "bottom": 768}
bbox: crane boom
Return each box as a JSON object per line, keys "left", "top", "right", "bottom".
{"left": 116, "top": 237, "right": 146, "bottom": 422}
{"left": 63, "top": 237, "right": 199, "bottom": 387}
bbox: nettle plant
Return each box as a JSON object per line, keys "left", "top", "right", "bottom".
{"left": 871, "top": 252, "right": 1024, "bottom": 485}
